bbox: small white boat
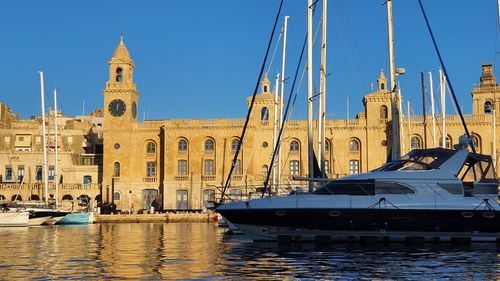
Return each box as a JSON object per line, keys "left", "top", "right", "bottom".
{"left": 0, "top": 211, "right": 29, "bottom": 227}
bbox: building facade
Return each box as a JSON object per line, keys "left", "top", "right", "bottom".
{"left": 0, "top": 38, "right": 498, "bottom": 212}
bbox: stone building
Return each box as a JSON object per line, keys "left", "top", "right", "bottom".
{"left": 0, "top": 37, "right": 498, "bottom": 212}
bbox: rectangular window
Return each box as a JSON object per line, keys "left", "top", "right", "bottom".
{"left": 5, "top": 166, "right": 12, "bottom": 181}
{"left": 204, "top": 160, "right": 214, "bottom": 175}
{"left": 18, "top": 165, "right": 25, "bottom": 182}
{"left": 36, "top": 165, "right": 43, "bottom": 180}
{"left": 48, "top": 165, "right": 55, "bottom": 180}
{"left": 290, "top": 160, "right": 300, "bottom": 175}
{"left": 349, "top": 160, "right": 359, "bottom": 174}
{"left": 146, "top": 162, "right": 156, "bottom": 177}
{"left": 325, "top": 160, "right": 330, "bottom": 175}
{"left": 178, "top": 160, "right": 187, "bottom": 176}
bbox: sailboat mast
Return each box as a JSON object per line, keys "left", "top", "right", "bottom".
{"left": 494, "top": 109, "right": 497, "bottom": 168}
{"left": 272, "top": 73, "right": 279, "bottom": 190}
{"left": 439, "top": 69, "right": 446, "bottom": 148}
{"left": 54, "top": 88, "right": 59, "bottom": 207}
{"left": 307, "top": 0, "right": 314, "bottom": 188}
{"left": 39, "top": 71, "right": 49, "bottom": 204}
{"left": 407, "top": 100, "right": 411, "bottom": 150}
{"left": 318, "top": 0, "right": 327, "bottom": 178}
{"left": 277, "top": 15, "right": 289, "bottom": 191}
{"left": 387, "top": 0, "right": 401, "bottom": 160}
{"left": 421, "top": 72, "right": 427, "bottom": 148}
{"left": 429, "top": 72, "right": 436, "bottom": 147}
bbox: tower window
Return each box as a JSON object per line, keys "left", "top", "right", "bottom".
{"left": 484, "top": 101, "right": 493, "bottom": 114}
{"left": 381, "top": 83, "right": 385, "bottom": 90}
{"left": 113, "top": 162, "right": 120, "bottom": 177}
{"left": 116, "top": 68, "right": 123, "bottom": 82}
{"left": 261, "top": 107, "right": 269, "bottom": 121}
{"left": 290, "top": 140, "right": 300, "bottom": 152}
{"left": 380, "top": 105, "right": 388, "bottom": 119}
{"left": 264, "top": 86, "right": 268, "bottom": 92}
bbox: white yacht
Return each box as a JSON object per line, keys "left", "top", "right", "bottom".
{"left": 216, "top": 142, "right": 500, "bottom": 242}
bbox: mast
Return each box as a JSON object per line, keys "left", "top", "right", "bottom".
{"left": 398, "top": 88, "right": 405, "bottom": 154}
{"left": 387, "top": 0, "right": 401, "bottom": 160}
{"left": 407, "top": 100, "right": 411, "bottom": 150}
{"left": 428, "top": 71, "right": 436, "bottom": 147}
{"left": 39, "top": 71, "right": 49, "bottom": 204}
{"left": 307, "top": 0, "right": 314, "bottom": 188}
{"left": 421, "top": 72, "right": 427, "bottom": 148}
{"left": 54, "top": 88, "right": 59, "bottom": 208}
{"left": 272, "top": 73, "right": 279, "bottom": 190}
{"left": 439, "top": 69, "right": 446, "bottom": 148}
{"left": 277, "top": 15, "right": 289, "bottom": 191}
{"left": 494, "top": 109, "right": 497, "bottom": 168}
{"left": 318, "top": 0, "right": 327, "bottom": 178}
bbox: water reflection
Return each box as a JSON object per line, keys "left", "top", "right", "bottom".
{"left": 0, "top": 223, "right": 498, "bottom": 280}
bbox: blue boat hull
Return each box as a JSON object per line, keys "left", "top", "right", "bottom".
{"left": 56, "top": 213, "right": 90, "bottom": 225}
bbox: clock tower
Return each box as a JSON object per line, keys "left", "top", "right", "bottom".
{"left": 102, "top": 35, "right": 140, "bottom": 188}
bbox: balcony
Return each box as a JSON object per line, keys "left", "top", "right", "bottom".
{"left": 174, "top": 176, "right": 189, "bottom": 181}
{"left": 143, "top": 177, "right": 157, "bottom": 183}
{"left": 202, "top": 175, "right": 216, "bottom": 181}
{"left": 0, "top": 182, "right": 101, "bottom": 190}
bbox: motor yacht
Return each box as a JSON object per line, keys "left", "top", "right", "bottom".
{"left": 216, "top": 143, "right": 500, "bottom": 242}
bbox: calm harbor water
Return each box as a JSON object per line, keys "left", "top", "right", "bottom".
{"left": 0, "top": 223, "right": 498, "bottom": 280}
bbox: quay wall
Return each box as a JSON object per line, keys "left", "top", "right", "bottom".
{"left": 95, "top": 213, "right": 218, "bottom": 223}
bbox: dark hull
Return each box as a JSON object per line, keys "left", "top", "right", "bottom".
{"left": 218, "top": 208, "right": 500, "bottom": 240}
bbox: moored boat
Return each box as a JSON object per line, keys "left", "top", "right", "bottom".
{"left": 56, "top": 213, "right": 91, "bottom": 225}
{"left": 216, "top": 142, "right": 500, "bottom": 242}
{"left": 0, "top": 211, "right": 30, "bottom": 227}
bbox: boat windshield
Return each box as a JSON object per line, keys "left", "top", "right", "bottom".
{"left": 374, "top": 148, "right": 456, "bottom": 171}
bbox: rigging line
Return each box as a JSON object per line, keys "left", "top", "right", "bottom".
{"left": 266, "top": 29, "right": 283, "bottom": 76}
{"left": 219, "top": 0, "right": 284, "bottom": 203}
{"left": 417, "top": 0, "right": 475, "bottom": 153}
{"left": 262, "top": 34, "right": 308, "bottom": 198}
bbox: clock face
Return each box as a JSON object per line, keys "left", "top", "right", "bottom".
{"left": 109, "top": 99, "right": 126, "bottom": 117}
{"left": 132, "top": 101, "right": 137, "bottom": 119}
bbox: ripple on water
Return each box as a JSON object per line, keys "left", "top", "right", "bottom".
{"left": 0, "top": 224, "right": 499, "bottom": 280}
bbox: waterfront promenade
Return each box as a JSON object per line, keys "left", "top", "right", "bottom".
{"left": 95, "top": 212, "right": 218, "bottom": 223}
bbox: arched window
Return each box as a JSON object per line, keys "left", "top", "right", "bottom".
{"left": 381, "top": 83, "right": 385, "bottom": 90}
{"left": 290, "top": 140, "right": 300, "bottom": 152}
{"left": 410, "top": 136, "right": 422, "bottom": 150}
{"left": 231, "top": 139, "right": 240, "bottom": 152}
{"left": 264, "top": 85, "right": 268, "bottom": 92}
{"left": 440, "top": 135, "right": 453, "bottom": 149}
{"left": 62, "top": 194, "right": 73, "bottom": 200}
{"left": 204, "top": 139, "right": 215, "bottom": 151}
{"left": 380, "top": 105, "right": 388, "bottom": 119}
{"left": 11, "top": 195, "right": 22, "bottom": 201}
{"left": 116, "top": 67, "right": 123, "bottom": 82}
{"left": 261, "top": 107, "right": 269, "bottom": 121}
{"left": 178, "top": 139, "right": 188, "bottom": 152}
{"left": 146, "top": 142, "right": 156, "bottom": 154}
{"left": 113, "top": 192, "right": 121, "bottom": 201}
{"left": 0, "top": 195, "right": 5, "bottom": 201}
{"left": 349, "top": 139, "right": 360, "bottom": 152}
{"left": 325, "top": 140, "right": 330, "bottom": 151}
{"left": 485, "top": 101, "right": 493, "bottom": 114}
{"left": 262, "top": 165, "right": 269, "bottom": 177}
{"left": 113, "top": 162, "right": 120, "bottom": 177}
{"left": 471, "top": 134, "right": 481, "bottom": 151}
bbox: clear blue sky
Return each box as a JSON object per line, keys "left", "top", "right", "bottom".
{"left": 0, "top": 1, "right": 498, "bottom": 121}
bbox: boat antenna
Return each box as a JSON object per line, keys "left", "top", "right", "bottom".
{"left": 417, "top": 0, "right": 475, "bottom": 153}
{"left": 219, "top": 0, "right": 284, "bottom": 203}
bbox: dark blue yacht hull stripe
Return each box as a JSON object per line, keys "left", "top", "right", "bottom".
{"left": 218, "top": 208, "right": 500, "bottom": 234}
